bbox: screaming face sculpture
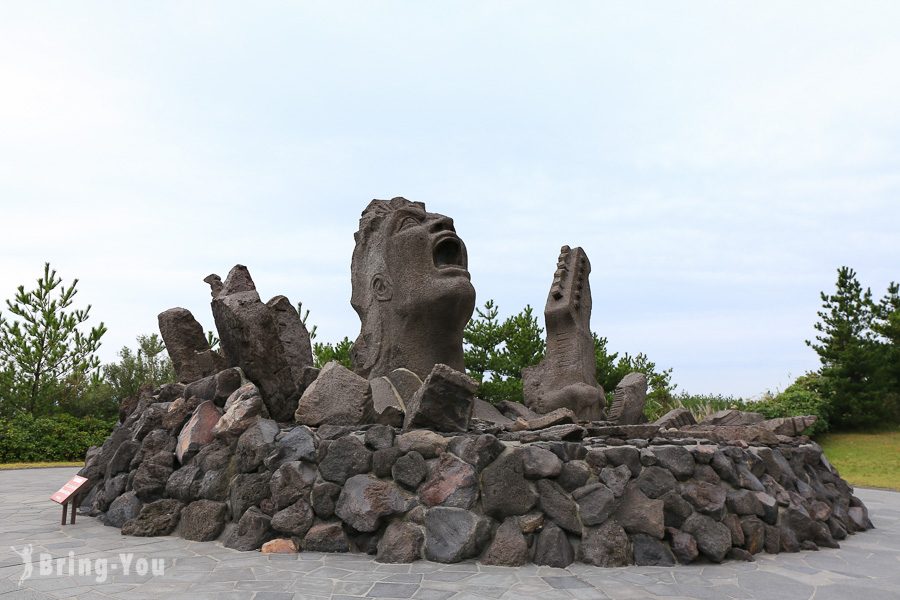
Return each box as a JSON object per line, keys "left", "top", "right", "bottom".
{"left": 350, "top": 197, "right": 476, "bottom": 380}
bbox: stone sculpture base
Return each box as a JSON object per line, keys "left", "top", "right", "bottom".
{"left": 78, "top": 385, "right": 873, "bottom": 567}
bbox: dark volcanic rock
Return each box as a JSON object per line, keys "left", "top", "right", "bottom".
{"left": 270, "top": 461, "right": 316, "bottom": 510}
{"left": 668, "top": 528, "right": 699, "bottom": 564}
{"left": 608, "top": 372, "right": 648, "bottom": 425}
{"left": 319, "top": 436, "right": 372, "bottom": 485}
{"left": 419, "top": 453, "right": 478, "bottom": 509}
{"left": 614, "top": 483, "right": 664, "bottom": 539}
{"left": 481, "top": 518, "right": 529, "bottom": 566}
{"left": 104, "top": 492, "right": 142, "bottom": 528}
{"left": 158, "top": 307, "right": 226, "bottom": 383}
{"left": 335, "top": 475, "right": 415, "bottom": 532}
{"left": 122, "top": 499, "right": 183, "bottom": 537}
{"left": 404, "top": 363, "right": 477, "bottom": 432}
{"left": 176, "top": 400, "right": 222, "bottom": 463}
{"left": 295, "top": 361, "right": 374, "bottom": 426}
{"left": 636, "top": 466, "right": 677, "bottom": 499}
{"left": 574, "top": 482, "right": 617, "bottom": 527}
{"left": 304, "top": 522, "right": 349, "bottom": 552}
{"left": 396, "top": 430, "right": 448, "bottom": 458}
{"left": 447, "top": 434, "right": 504, "bottom": 471}
{"left": 522, "top": 445, "right": 563, "bottom": 479}
{"left": 481, "top": 449, "right": 538, "bottom": 519}
{"left": 682, "top": 513, "right": 731, "bottom": 563}
{"left": 213, "top": 384, "right": 266, "bottom": 438}
{"left": 376, "top": 521, "right": 424, "bottom": 564}
{"left": 581, "top": 519, "right": 632, "bottom": 567}
{"left": 183, "top": 367, "right": 244, "bottom": 407}
{"left": 632, "top": 533, "right": 676, "bottom": 566}
{"left": 533, "top": 522, "right": 575, "bottom": 567}
{"left": 424, "top": 507, "right": 491, "bottom": 563}
{"left": 271, "top": 499, "right": 315, "bottom": 537}
{"left": 558, "top": 460, "right": 591, "bottom": 492}
{"left": 537, "top": 479, "right": 581, "bottom": 534}
{"left": 598, "top": 464, "right": 631, "bottom": 497}
{"left": 392, "top": 451, "right": 428, "bottom": 489}
{"left": 229, "top": 472, "right": 271, "bottom": 520}
{"left": 165, "top": 464, "right": 202, "bottom": 503}
{"left": 365, "top": 424, "right": 395, "bottom": 451}
{"left": 224, "top": 506, "right": 273, "bottom": 551}
{"left": 234, "top": 418, "right": 279, "bottom": 473}
{"left": 372, "top": 447, "right": 404, "bottom": 478}
{"left": 652, "top": 445, "right": 695, "bottom": 480}
{"left": 311, "top": 482, "right": 342, "bottom": 518}
{"left": 132, "top": 452, "right": 174, "bottom": 502}
{"left": 264, "top": 426, "right": 317, "bottom": 470}
{"left": 681, "top": 481, "right": 727, "bottom": 520}
{"left": 180, "top": 500, "right": 227, "bottom": 542}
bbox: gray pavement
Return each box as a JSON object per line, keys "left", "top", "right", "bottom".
{"left": 1, "top": 467, "right": 898, "bottom": 600}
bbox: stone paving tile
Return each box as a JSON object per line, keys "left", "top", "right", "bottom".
{"left": 1, "top": 467, "right": 899, "bottom": 600}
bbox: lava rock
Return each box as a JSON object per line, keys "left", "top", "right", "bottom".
{"left": 632, "top": 533, "right": 676, "bottom": 566}
{"left": 481, "top": 449, "right": 538, "bottom": 519}
{"left": 533, "top": 522, "right": 574, "bottom": 567}
{"left": 104, "top": 491, "right": 143, "bottom": 528}
{"left": 636, "top": 466, "right": 678, "bottom": 499}
{"left": 234, "top": 418, "right": 279, "bottom": 473}
{"left": 424, "top": 507, "right": 491, "bottom": 563}
{"left": 319, "top": 436, "right": 372, "bottom": 485}
{"left": 392, "top": 451, "right": 428, "bottom": 489}
{"left": 481, "top": 518, "right": 529, "bottom": 566}
{"left": 447, "top": 434, "right": 504, "bottom": 471}
{"left": 537, "top": 479, "right": 582, "bottom": 534}
{"left": 296, "top": 361, "right": 374, "bottom": 426}
{"left": 224, "top": 506, "right": 273, "bottom": 551}
{"left": 304, "top": 522, "right": 349, "bottom": 552}
{"left": 574, "top": 482, "right": 617, "bottom": 527}
{"left": 558, "top": 460, "right": 592, "bottom": 492}
{"left": 396, "top": 430, "right": 449, "bottom": 458}
{"left": 264, "top": 425, "right": 317, "bottom": 470}
{"left": 682, "top": 513, "right": 731, "bottom": 563}
{"left": 269, "top": 461, "right": 317, "bottom": 510}
{"left": 271, "top": 499, "right": 315, "bottom": 537}
{"left": 419, "top": 453, "right": 478, "bottom": 509}
{"left": 311, "top": 482, "right": 342, "bottom": 518}
{"left": 403, "top": 364, "right": 477, "bottom": 433}
{"left": 522, "top": 446, "right": 563, "bottom": 479}
{"left": 581, "top": 519, "right": 632, "bottom": 567}
{"left": 335, "top": 475, "right": 416, "bottom": 532}
{"left": 229, "top": 472, "right": 271, "bottom": 520}
{"left": 121, "top": 499, "right": 184, "bottom": 537}
{"left": 598, "top": 464, "right": 631, "bottom": 497}
{"left": 376, "top": 521, "right": 424, "bottom": 564}
{"left": 613, "top": 483, "right": 665, "bottom": 539}
{"left": 681, "top": 481, "right": 727, "bottom": 520}
{"left": 214, "top": 384, "right": 267, "bottom": 438}
{"left": 651, "top": 445, "right": 695, "bottom": 480}
{"left": 179, "top": 500, "right": 227, "bottom": 542}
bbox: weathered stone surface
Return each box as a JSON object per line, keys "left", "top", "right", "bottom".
{"left": 573, "top": 482, "right": 616, "bottom": 527}
{"left": 349, "top": 199, "right": 475, "bottom": 381}
{"left": 682, "top": 481, "right": 727, "bottom": 520}
{"left": 701, "top": 409, "right": 765, "bottom": 427}
{"left": 585, "top": 424, "right": 660, "bottom": 438}
{"left": 481, "top": 449, "right": 538, "bottom": 519}
{"left": 296, "top": 361, "right": 374, "bottom": 427}
{"left": 522, "top": 445, "right": 563, "bottom": 478}
{"left": 364, "top": 424, "right": 395, "bottom": 451}
{"left": 472, "top": 398, "right": 513, "bottom": 426}
{"left": 372, "top": 447, "right": 403, "bottom": 478}
{"left": 419, "top": 453, "right": 478, "bottom": 509}
{"left": 304, "top": 522, "right": 349, "bottom": 552}
{"left": 652, "top": 445, "right": 695, "bottom": 480}
{"left": 319, "top": 436, "right": 372, "bottom": 485}
{"left": 261, "top": 538, "right": 298, "bottom": 554}
{"left": 653, "top": 408, "right": 697, "bottom": 429}
{"left": 121, "top": 499, "right": 183, "bottom": 537}
{"left": 403, "top": 363, "right": 476, "bottom": 432}
{"left": 194, "top": 437, "right": 234, "bottom": 472}
{"left": 162, "top": 397, "right": 201, "bottom": 433}
{"left": 511, "top": 407, "right": 576, "bottom": 431}
{"left": 208, "top": 265, "right": 310, "bottom": 422}
{"left": 447, "top": 434, "right": 504, "bottom": 471}
{"left": 224, "top": 506, "right": 273, "bottom": 551}
{"left": 270, "top": 461, "right": 317, "bottom": 510}
{"left": 497, "top": 400, "right": 540, "bottom": 422}
{"left": 229, "top": 472, "right": 271, "bottom": 520}
{"left": 581, "top": 519, "right": 632, "bottom": 567}
{"left": 132, "top": 452, "right": 174, "bottom": 502}
{"left": 391, "top": 452, "right": 427, "bottom": 489}
{"left": 107, "top": 439, "right": 140, "bottom": 478}
{"left": 608, "top": 372, "right": 648, "bottom": 425}
{"left": 533, "top": 521, "right": 575, "bottom": 567}
{"left": 741, "top": 516, "right": 766, "bottom": 554}
{"left": 264, "top": 425, "right": 317, "bottom": 470}
{"left": 369, "top": 376, "right": 406, "bottom": 427}
{"left": 104, "top": 491, "right": 142, "bottom": 528}
{"left": 271, "top": 499, "right": 315, "bottom": 536}
{"left": 175, "top": 400, "right": 221, "bottom": 463}
{"left": 180, "top": 500, "right": 227, "bottom": 541}
{"left": 636, "top": 466, "right": 677, "bottom": 499}
{"left": 668, "top": 528, "right": 699, "bottom": 564}
{"left": 727, "top": 489, "right": 764, "bottom": 516}
{"left": 614, "top": 483, "right": 664, "bottom": 539}
{"left": 537, "top": 479, "right": 581, "bottom": 534}
{"left": 234, "top": 418, "right": 279, "bottom": 473}
{"left": 760, "top": 416, "right": 818, "bottom": 436}
{"left": 522, "top": 246, "right": 604, "bottom": 421}
{"left": 597, "top": 446, "right": 642, "bottom": 478}
{"left": 131, "top": 402, "right": 170, "bottom": 441}
{"left": 396, "top": 430, "right": 448, "bottom": 458}
{"left": 724, "top": 513, "right": 745, "bottom": 547}
{"left": 481, "top": 518, "right": 529, "bottom": 566}
{"left": 311, "top": 481, "right": 341, "bottom": 518}
{"left": 182, "top": 367, "right": 244, "bottom": 406}
{"left": 336, "top": 475, "right": 415, "bottom": 532}
{"left": 376, "top": 521, "right": 424, "bottom": 563}
{"left": 158, "top": 307, "right": 225, "bottom": 383}
{"left": 559, "top": 460, "right": 592, "bottom": 492}
{"left": 424, "top": 507, "right": 491, "bottom": 563}
{"left": 682, "top": 513, "right": 731, "bottom": 563}
{"left": 165, "top": 464, "right": 202, "bottom": 503}
{"left": 214, "top": 383, "right": 266, "bottom": 438}
{"left": 632, "top": 533, "right": 676, "bottom": 566}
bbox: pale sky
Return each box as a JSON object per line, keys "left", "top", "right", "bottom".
{"left": 1, "top": 2, "right": 898, "bottom": 398}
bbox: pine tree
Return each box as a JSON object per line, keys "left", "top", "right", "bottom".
{"left": 0, "top": 263, "right": 107, "bottom": 416}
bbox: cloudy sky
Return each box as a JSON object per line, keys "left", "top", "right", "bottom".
{"left": 1, "top": 2, "right": 898, "bottom": 398}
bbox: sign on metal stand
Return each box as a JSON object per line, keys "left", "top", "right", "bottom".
{"left": 50, "top": 475, "right": 89, "bottom": 526}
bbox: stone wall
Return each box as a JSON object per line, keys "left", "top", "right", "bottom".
{"left": 78, "top": 381, "right": 873, "bottom": 566}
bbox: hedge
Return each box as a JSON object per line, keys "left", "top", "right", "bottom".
{"left": 0, "top": 413, "right": 116, "bottom": 463}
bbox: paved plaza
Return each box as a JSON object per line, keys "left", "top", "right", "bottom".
{"left": 0, "top": 467, "right": 898, "bottom": 600}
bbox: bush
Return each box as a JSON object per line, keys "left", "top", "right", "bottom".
{"left": 746, "top": 373, "right": 830, "bottom": 436}
{"left": 0, "top": 413, "right": 115, "bottom": 463}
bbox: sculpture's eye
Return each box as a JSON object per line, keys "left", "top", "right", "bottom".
{"left": 398, "top": 216, "right": 420, "bottom": 231}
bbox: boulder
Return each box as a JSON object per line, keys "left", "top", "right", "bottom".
{"left": 759, "top": 416, "right": 818, "bottom": 436}
{"left": 387, "top": 368, "right": 423, "bottom": 404}
{"left": 682, "top": 513, "right": 731, "bottom": 563}
{"left": 131, "top": 453, "right": 174, "bottom": 502}
{"left": 419, "top": 453, "right": 478, "bottom": 509}
{"left": 270, "top": 461, "right": 317, "bottom": 510}
{"left": 653, "top": 408, "right": 697, "bottom": 429}
{"left": 651, "top": 445, "right": 695, "bottom": 480}
{"left": 229, "top": 472, "right": 271, "bottom": 520}
{"left": 104, "top": 491, "right": 142, "bottom": 528}
{"left": 311, "top": 482, "right": 341, "bottom": 518}
{"left": 369, "top": 376, "right": 406, "bottom": 427}
{"left": 424, "top": 507, "right": 491, "bottom": 563}
{"left": 319, "top": 436, "right": 372, "bottom": 485}
{"left": 372, "top": 447, "right": 403, "bottom": 478}
{"left": 175, "top": 400, "right": 222, "bottom": 463}
{"left": 613, "top": 483, "right": 665, "bottom": 539}
{"left": 681, "top": 481, "right": 727, "bottom": 520}
{"left": 472, "top": 398, "right": 514, "bottom": 427}
{"left": 598, "top": 464, "right": 631, "bottom": 497}
{"left": 481, "top": 518, "right": 529, "bottom": 566}
{"left": 335, "top": 475, "right": 416, "bottom": 532}
{"left": 392, "top": 451, "right": 428, "bottom": 489}
{"left": 537, "top": 479, "right": 582, "bottom": 534}
{"left": 214, "top": 384, "right": 267, "bottom": 438}
{"left": 264, "top": 425, "right": 317, "bottom": 470}
{"left": 573, "top": 482, "right": 617, "bottom": 527}
{"left": 403, "top": 363, "right": 477, "bottom": 432}
{"left": 608, "top": 372, "right": 648, "bottom": 425}
{"left": 447, "top": 434, "right": 504, "bottom": 471}
{"left": 183, "top": 367, "right": 244, "bottom": 406}
{"left": 271, "top": 499, "right": 315, "bottom": 536}
{"left": 522, "top": 446, "right": 563, "bottom": 478}
{"left": 481, "top": 449, "right": 538, "bottom": 519}
{"left": 121, "top": 499, "right": 183, "bottom": 537}
{"left": 741, "top": 516, "right": 766, "bottom": 554}
{"left": 668, "top": 528, "right": 699, "bottom": 564}
{"left": 106, "top": 440, "right": 140, "bottom": 478}
{"left": 632, "top": 533, "right": 676, "bottom": 566}
{"left": 234, "top": 418, "right": 279, "bottom": 473}
{"left": 158, "top": 307, "right": 226, "bottom": 383}
{"left": 165, "top": 464, "right": 203, "bottom": 503}
{"left": 510, "top": 407, "right": 576, "bottom": 431}
{"left": 533, "top": 522, "right": 575, "bottom": 567}
{"left": 295, "top": 361, "right": 373, "bottom": 427}
{"left": 364, "top": 424, "right": 395, "bottom": 451}
{"left": 396, "top": 430, "right": 448, "bottom": 458}
{"left": 304, "top": 522, "right": 349, "bottom": 552}
{"left": 636, "top": 466, "right": 677, "bottom": 499}
{"left": 376, "top": 521, "right": 424, "bottom": 563}
{"left": 179, "top": 500, "right": 227, "bottom": 542}
{"left": 700, "top": 409, "right": 765, "bottom": 427}
{"left": 224, "top": 506, "right": 273, "bottom": 551}
{"left": 581, "top": 519, "right": 632, "bottom": 567}
{"left": 559, "top": 460, "right": 592, "bottom": 492}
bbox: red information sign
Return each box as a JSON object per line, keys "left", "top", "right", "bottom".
{"left": 50, "top": 475, "right": 88, "bottom": 504}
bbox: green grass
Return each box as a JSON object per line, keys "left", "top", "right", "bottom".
{"left": 819, "top": 427, "right": 900, "bottom": 491}
{"left": 0, "top": 461, "right": 83, "bottom": 470}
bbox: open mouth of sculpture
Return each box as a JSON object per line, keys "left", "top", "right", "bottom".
{"left": 432, "top": 236, "right": 466, "bottom": 270}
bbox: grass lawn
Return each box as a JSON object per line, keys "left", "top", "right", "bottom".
{"left": 819, "top": 427, "right": 900, "bottom": 491}
{"left": 0, "top": 461, "right": 83, "bottom": 470}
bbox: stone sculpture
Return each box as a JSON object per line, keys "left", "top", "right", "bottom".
{"left": 349, "top": 197, "right": 476, "bottom": 380}
{"left": 76, "top": 197, "right": 866, "bottom": 569}
{"left": 523, "top": 245, "right": 605, "bottom": 420}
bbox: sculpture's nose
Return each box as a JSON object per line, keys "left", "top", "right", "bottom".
{"left": 430, "top": 216, "right": 455, "bottom": 234}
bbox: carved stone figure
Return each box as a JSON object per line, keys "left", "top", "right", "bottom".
{"left": 350, "top": 197, "right": 476, "bottom": 380}
{"left": 523, "top": 245, "right": 605, "bottom": 421}
{"left": 608, "top": 372, "right": 648, "bottom": 425}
